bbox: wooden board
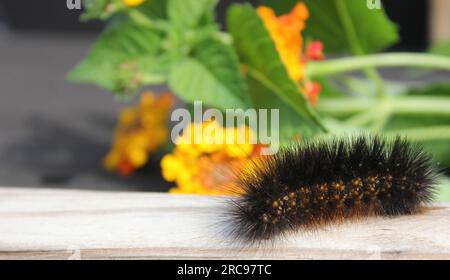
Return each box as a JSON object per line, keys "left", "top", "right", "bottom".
{"left": 0, "top": 187, "right": 449, "bottom": 260}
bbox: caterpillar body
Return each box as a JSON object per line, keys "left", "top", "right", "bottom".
{"left": 225, "top": 135, "right": 439, "bottom": 242}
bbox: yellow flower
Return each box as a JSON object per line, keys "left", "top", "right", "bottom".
{"left": 162, "top": 121, "right": 264, "bottom": 195}
{"left": 161, "top": 154, "right": 183, "bottom": 182}
{"left": 199, "top": 121, "right": 225, "bottom": 154}
{"left": 123, "top": 0, "right": 145, "bottom": 8}
{"left": 224, "top": 126, "right": 255, "bottom": 158}
{"left": 103, "top": 91, "right": 174, "bottom": 176}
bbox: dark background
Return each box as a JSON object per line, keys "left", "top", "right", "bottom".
{"left": 0, "top": 0, "right": 429, "bottom": 50}
{"left": 0, "top": 0, "right": 433, "bottom": 192}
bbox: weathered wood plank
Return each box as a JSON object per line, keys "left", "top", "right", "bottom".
{"left": 0, "top": 187, "right": 449, "bottom": 260}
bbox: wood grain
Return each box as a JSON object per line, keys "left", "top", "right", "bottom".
{"left": 0, "top": 187, "right": 449, "bottom": 260}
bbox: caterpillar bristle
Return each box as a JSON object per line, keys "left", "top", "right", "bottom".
{"left": 225, "top": 135, "right": 440, "bottom": 243}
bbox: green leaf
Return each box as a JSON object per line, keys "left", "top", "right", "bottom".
{"left": 169, "top": 60, "right": 246, "bottom": 109}
{"left": 81, "top": 0, "right": 168, "bottom": 21}
{"left": 168, "top": 39, "right": 250, "bottom": 110}
{"left": 167, "top": 0, "right": 217, "bottom": 28}
{"left": 67, "top": 51, "right": 120, "bottom": 91}
{"left": 91, "top": 22, "right": 161, "bottom": 56}
{"left": 261, "top": 0, "right": 399, "bottom": 53}
{"left": 138, "top": 0, "right": 168, "bottom": 19}
{"left": 247, "top": 77, "right": 320, "bottom": 141}
{"left": 227, "top": 4, "right": 326, "bottom": 139}
{"left": 81, "top": 0, "right": 115, "bottom": 20}
{"left": 68, "top": 21, "right": 163, "bottom": 95}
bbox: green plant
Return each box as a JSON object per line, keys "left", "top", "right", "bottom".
{"left": 68, "top": 0, "right": 450, "bottom": 167}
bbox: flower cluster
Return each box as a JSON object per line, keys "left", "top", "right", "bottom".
{"left": 257, "top": 3, "right": 309, "bottom": 82}
{"left": 257, "top": 3, "right": 325, "bottom": 106}
{"left": 161, "top": 121, "right": 264, "bottom": 195}
{"left": 103, "top": 91, "right": 174, "bottom": 176}
{"left": 123, "top": 0, "right": 145, "bottom": 8}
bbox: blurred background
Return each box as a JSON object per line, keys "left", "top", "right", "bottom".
{"left": 0, "top": 0, "right": 448, "bottom": 192}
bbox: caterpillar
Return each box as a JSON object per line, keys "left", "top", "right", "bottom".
{"left": 224, "top": 135, "right": 440, "bottom": 243}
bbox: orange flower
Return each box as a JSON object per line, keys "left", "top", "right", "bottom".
{"left": 257, "top": 3, "right": 308, "bottom": 82}
{"left": 257, "top": 2, "right": 325, "bottom": 107}
{"left": 104, "top": 91, "right": 174, "bottom": 176}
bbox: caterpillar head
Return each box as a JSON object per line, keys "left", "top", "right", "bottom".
{"left": 228, "top": 173, "right": 297, "bottom": 242}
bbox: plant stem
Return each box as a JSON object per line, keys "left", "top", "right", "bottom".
{"left": 334, "top": 0, "right": 386, "bottom": 97}
{"left": 343, "top": 99, "right": 393, "bottom": 129}
{"left": 308, "top": 53, "right": 450, "bottom": 78}
{"left": 344, "top": 107, "right": 379, "bottom": 126}
{"left": 317, "top": 96, "right": 450, "bottom": 116}
{"left": 370, "top": 99, "right": 392, "bottom": 131}
{"left": 385, "top": 126, "right": 450, "bottom": 141}
{"left": 336, "top": 76, "right": 376, "bottom": 97}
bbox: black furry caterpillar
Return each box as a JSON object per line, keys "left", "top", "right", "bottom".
{"left": 226, "top": 135, "right": 440, "bottom": 242}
